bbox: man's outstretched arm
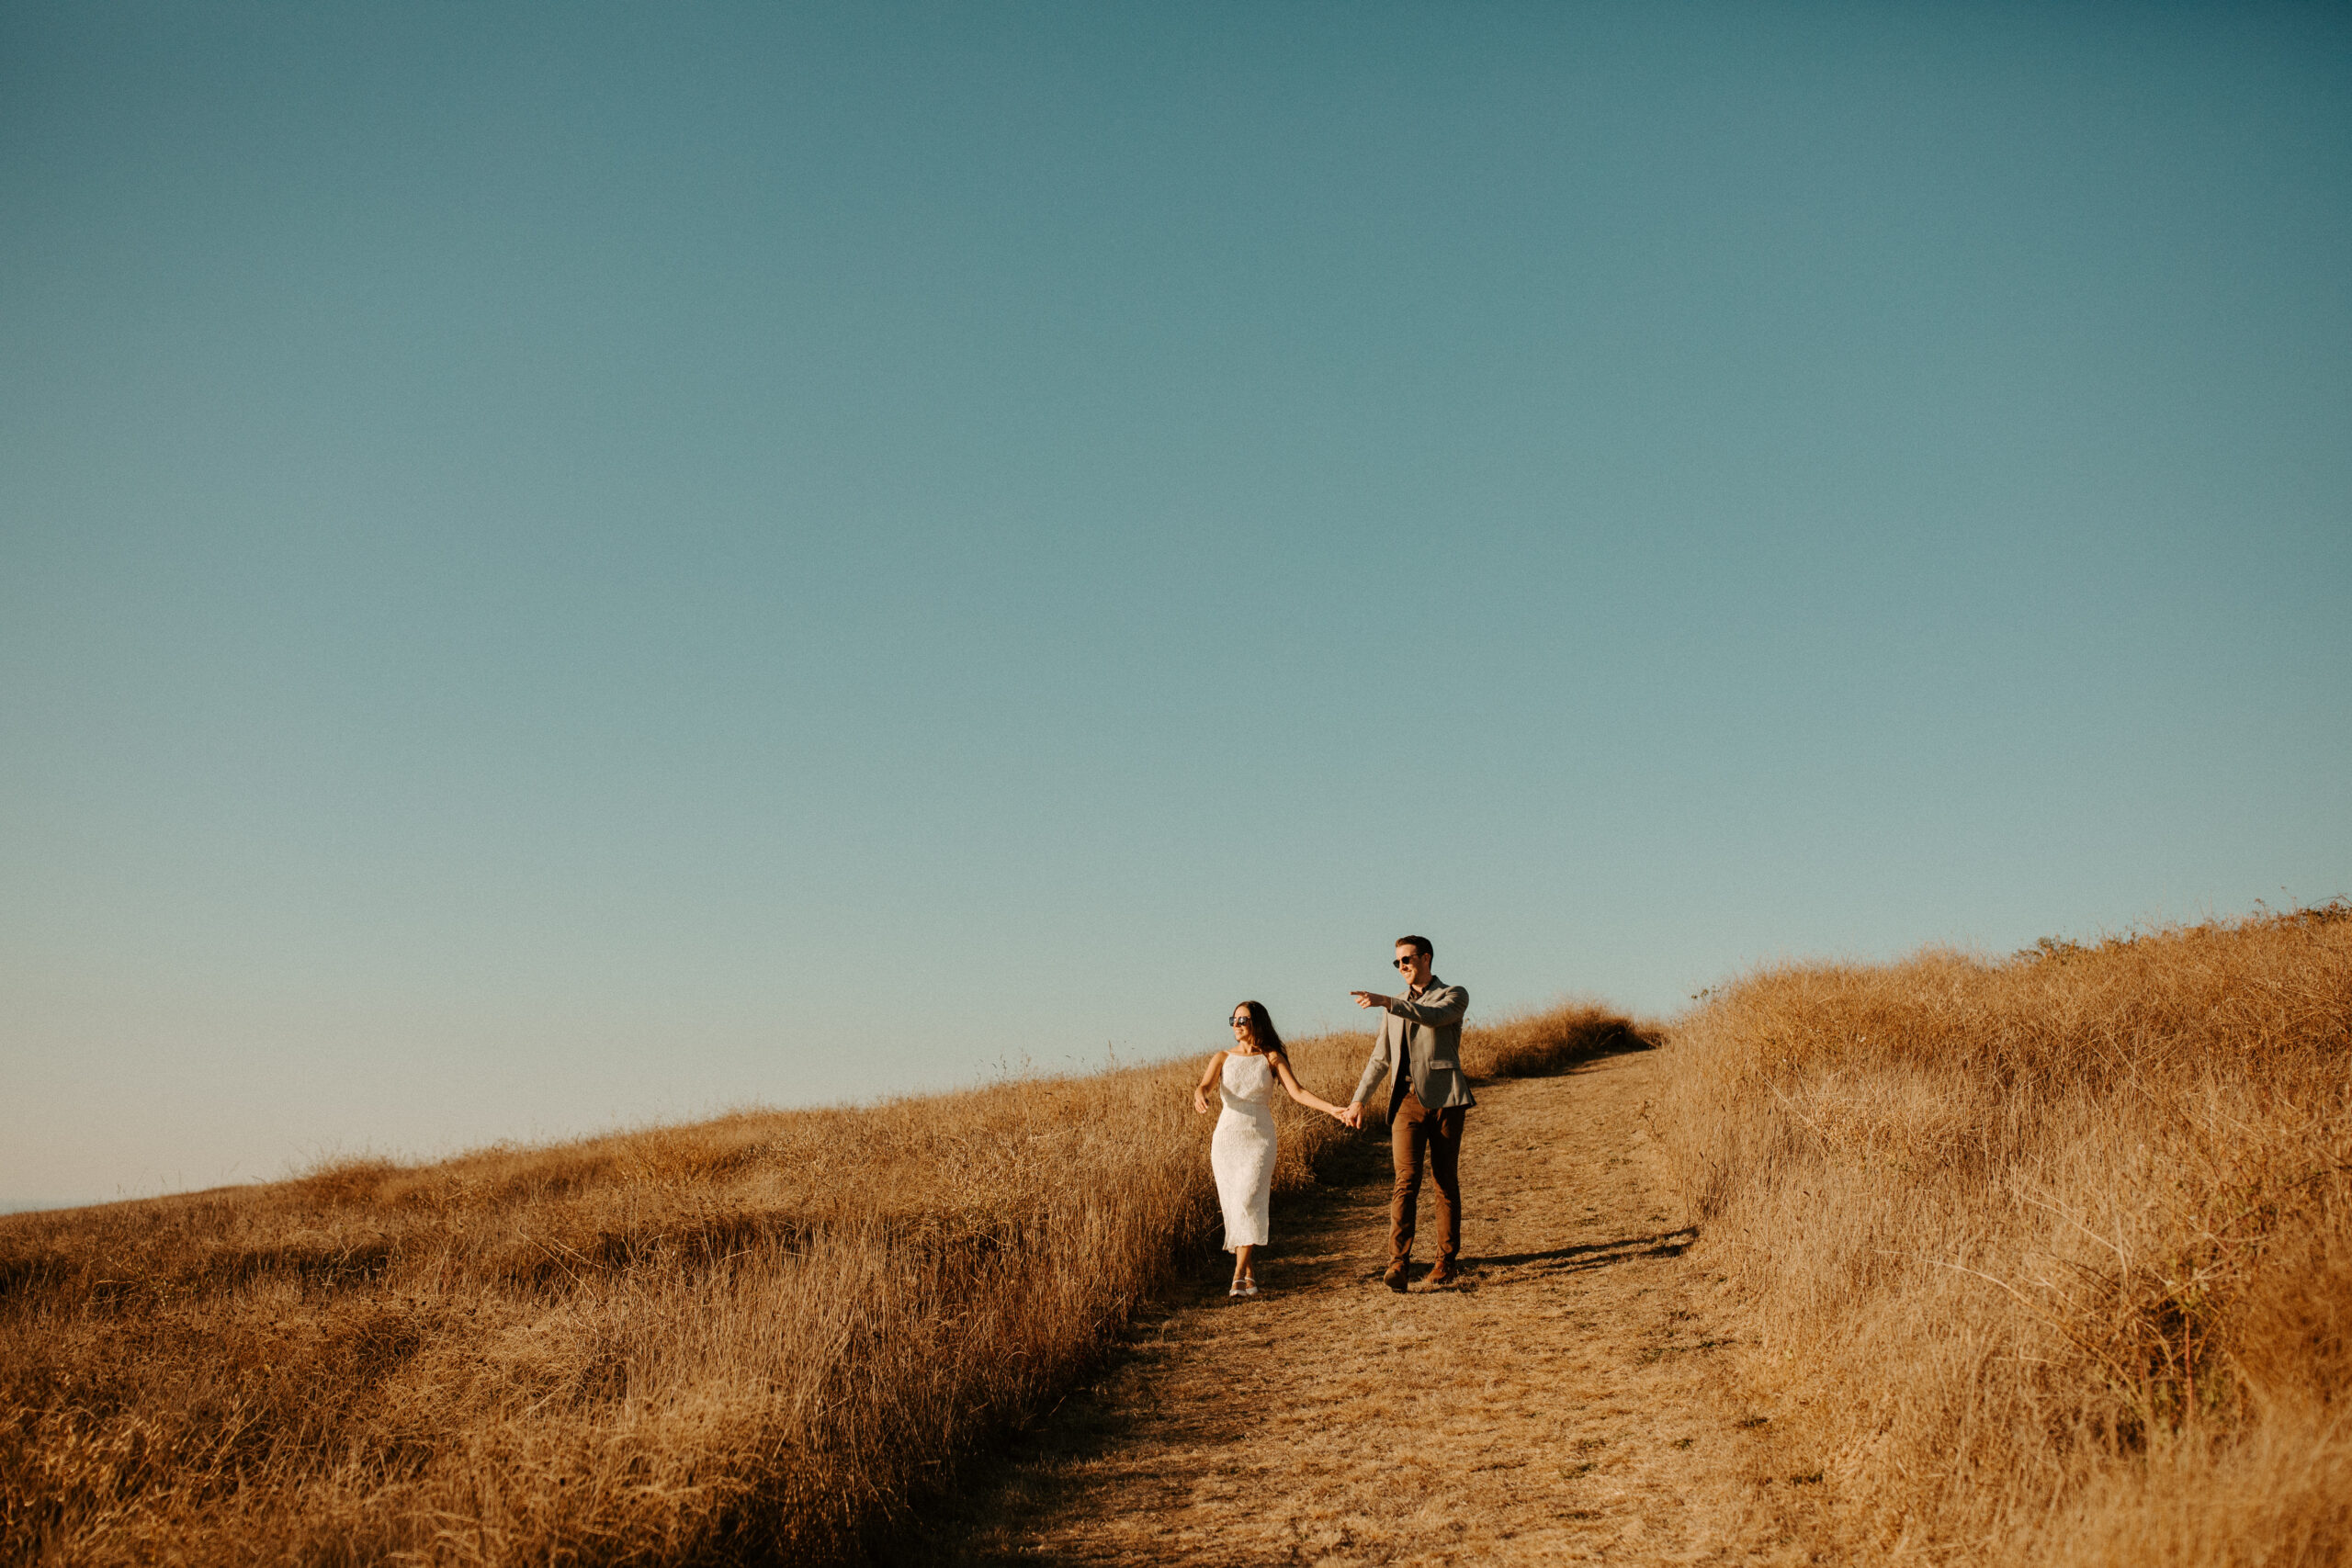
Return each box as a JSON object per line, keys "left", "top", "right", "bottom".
{"left": 1376, "top": 984, "right": 1467, "bottom": 1029}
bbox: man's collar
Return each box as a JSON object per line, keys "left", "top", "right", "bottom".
{"left": 1408, "top": 973, "right": 1438, "bottom": 998}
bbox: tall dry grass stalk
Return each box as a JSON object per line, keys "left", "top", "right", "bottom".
{"left": 2, "top": 1004, "right": 1627, "bottom": 1565}
{"left": 1658, "top": 905, "right": 2352, "bottom": 1564}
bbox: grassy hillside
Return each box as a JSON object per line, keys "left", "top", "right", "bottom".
{"left": 22, "top": 907, "right": 2342, "bottom": 1568}
{"left": 1, "top": 1004, "right": 1643, "bottom": 1565}
{"left": 1660, "top": 905, "right": 2352, "bottom": 1564}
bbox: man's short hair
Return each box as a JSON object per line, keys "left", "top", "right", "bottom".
{"left": 1395, "top": 934, "right": 1433, "bottom": 960}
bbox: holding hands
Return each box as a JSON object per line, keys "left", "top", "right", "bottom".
{"left": 1342, "top": 988, "right": 1394, "bottom": 1124}
{"left": 1194, "top": 1001, "right": 1363, "bottom": 1128}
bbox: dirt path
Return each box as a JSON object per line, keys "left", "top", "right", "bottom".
{"left": 934, "top": 1048, "right": 1814, "bottom": 1566}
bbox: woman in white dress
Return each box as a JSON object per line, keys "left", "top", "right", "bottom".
{"left": 1191, "top": 1000, "right": 1350, "bottom": 1296}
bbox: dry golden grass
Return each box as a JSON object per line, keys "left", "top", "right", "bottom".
{"left": 1, "top": 1006, "right": 1616, "bottom": 1566}
{"left": 1460, "top": 999, "right": 1663, "bottom": 1081}
{"left": 1658, "top": 904, "right": 2352, "bottom": 1564}
{"left": 28, "top": 910, "right": 2338, "bottom": 1568}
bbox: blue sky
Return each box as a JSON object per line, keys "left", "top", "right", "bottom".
{"left": 5, "top": 2, "right": 2347, "bottom": 1206}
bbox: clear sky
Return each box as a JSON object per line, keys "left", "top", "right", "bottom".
{"left": 4, "top": 2, "right": 2347, "bottom": 1208}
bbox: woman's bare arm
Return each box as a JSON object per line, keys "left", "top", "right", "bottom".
{"left": 1267, "top": 1052, "right": 1347, "bottom": 1119}
{"left": 1192, "top": 1051, "right": 1229, "bottom": 1115}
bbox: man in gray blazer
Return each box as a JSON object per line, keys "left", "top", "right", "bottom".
{"left": 1344, "top": 934, "right": 1475, "bottom": 1291}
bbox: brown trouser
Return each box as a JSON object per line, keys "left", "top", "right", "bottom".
{"left": 1390, "top": 1090, "right": 1465, "bottom": 1263}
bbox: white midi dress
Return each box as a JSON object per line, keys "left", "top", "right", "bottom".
{"left": 1211, "top": 1052, "right": 1278, "bottom": 1250}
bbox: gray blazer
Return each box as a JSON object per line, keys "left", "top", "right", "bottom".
{"left": 1351, "top": 978, "right": 1476, "bottom": 1115}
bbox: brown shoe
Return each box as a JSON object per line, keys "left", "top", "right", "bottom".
{"left": 1383, "top": 1259, "right": 1409, "bottom": 1292}
{"left": 1424, "top": 1259, "right": 1457, "bottom": 1288}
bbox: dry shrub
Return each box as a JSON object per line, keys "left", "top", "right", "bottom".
{"left": 1658, "top": 904, "right": 2352, "bottom": 1564}
{"left": 1461, "top": 1001, "right": 1660, "bottom": 1081}
{"left": 1, "top": 1006, "right": 1617, "bottom": 1566}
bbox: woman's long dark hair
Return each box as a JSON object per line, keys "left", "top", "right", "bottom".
{"left": 1234, "top": 999, "right": 1285, "bottom": 1055}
